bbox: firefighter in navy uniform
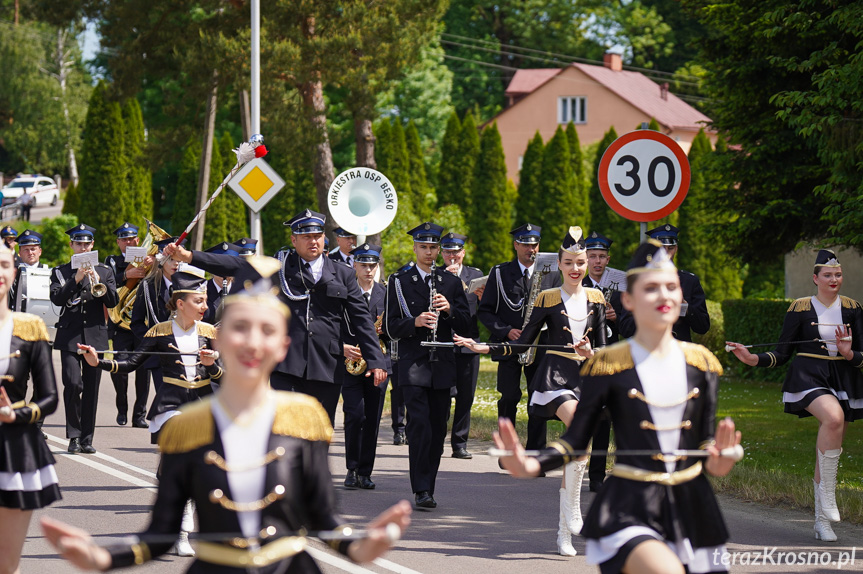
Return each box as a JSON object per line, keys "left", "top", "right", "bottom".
{"left": 232, "top": 237, "right": 257, "bottom": 257}
{"left": 618, "top": 224, "right": 710, "bottom": 342}
{"left": 341, "top": 243, "right": 390, "bottom": 490}
{"left": 582, "top": 231, "right": 624, "bottom": 492}
{"left": 477, "top": 223, "right": 560, "bottom": 453}
{"left": 163, "top": 209, "right": 386, "bottom": 425}
{"left": 328, "top": 227, "right": 357, "bottom": 266}
{"left": 384, "top": 223, "right": 471, "bottom": 509}
{"left": 440, "top": 232, "right": 484, "bottom": 459}
{"left": 1, "top": 226, "right": 20, "bottom": 266}
{"left": 202, "top": 242, "right": 239, "bottom": 325}
{"left": 105, "top": 222, "right": 151, "bottom": 427}
{"left": 9, "top": 230, "right": 50, "bottom": 310}
{"left": 49, "top": 224, "right": 119, "bottom": 454}
{"left": 389, "top": 261, "right": 414, "bottom": 446}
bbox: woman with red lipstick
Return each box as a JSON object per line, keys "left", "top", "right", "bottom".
{"left": 42, "top": 256, "right": 411, "bottom": 573}
{"left": 491, "top": 240, "right": 740, "bottom": 574}
{"left": 727, "top": 249, "right": 862, "bottom": 542}
{"left": 457, "top": 226, "right": 607, "bottom": 556}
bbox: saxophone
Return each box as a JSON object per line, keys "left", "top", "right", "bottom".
{"left": 517, "top": 262, "right": 551, "bottom": 366}
{"left": 345, "top": 315, "right": 387, "bottom": 375}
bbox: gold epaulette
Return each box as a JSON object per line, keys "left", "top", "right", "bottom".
{"left": 535, "top": 288, "right": 562, "bottom": 308}
{"left": 145, "top": 321, "right": 174, "bottom": 338}
{"left": 197, "top": 322, "right": 218, "bottom": 339}
{"left": 579, "top": 341, "right": 634, "bottom": 376}
{"left": 272, "top": 391, "right": 334, "bottom": 443}
{"left": 12, "top": 313, "right": 49, "bottom": 342}
{"left": 841, "top": 296, "right": 861, "bottom": 310}
{"left": 585, "top": 287, "right": 606, "bottom": 305}
{"left": 787, "top": 297, "right": 811, "bottom": 313}
{"left": 158, "top": 398, "right": 215, "bottom": 453}
{"left": 680, "top": 341, "right": 724, "bottom": 375}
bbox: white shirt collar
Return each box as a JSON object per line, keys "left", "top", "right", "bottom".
{"left": 302, "top": 254, "right": 325, "bottom": 282}
{"left": 518, "top": 261, "right": 533, "bottom": 279}
{"left": 417, "top": 266, "right": 429, "bottom": 281}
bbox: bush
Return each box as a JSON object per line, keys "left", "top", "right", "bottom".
{"left": 721, "top": 299, "right": 792, "bottom": 382}
{"left": 692, "top": 300, "right": 725, "bottom": 360}
{"left": 38, "top": 214, "right": 79, "bottom": 267}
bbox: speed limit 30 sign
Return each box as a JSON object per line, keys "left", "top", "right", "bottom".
{"left": 598, "top": 130, "right": 691, "bottom": 222}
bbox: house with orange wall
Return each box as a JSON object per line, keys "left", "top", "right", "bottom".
{"left": 493, "top": 53, "right": 716, "bottom": 185}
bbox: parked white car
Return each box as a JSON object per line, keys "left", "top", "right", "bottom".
{"left": 1, "top": 175, "right": 60, "bottom": 207}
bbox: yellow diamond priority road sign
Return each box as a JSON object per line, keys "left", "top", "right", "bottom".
{"left": 228, "top": 157, "right": 285, "bottom": 213}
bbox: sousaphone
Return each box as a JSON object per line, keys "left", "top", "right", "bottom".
{"left": 328, "top": 167, "right": 398, "bottom": 236}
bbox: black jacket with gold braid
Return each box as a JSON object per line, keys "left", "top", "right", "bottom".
{"left": 2, "top": 313, "right": 57, "bottom": 426}
{"left": 535, "top": 341, "right": 729, "bottom": 547}
{"left": 106, "top": 393, "right": 351, "bottom": 573}
{"left": 489, "top": 287, "right": 607, "bottom": 393}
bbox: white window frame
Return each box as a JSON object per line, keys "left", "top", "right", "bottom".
{"left": 558, "top": 96, "right": 587, "bottom": 124}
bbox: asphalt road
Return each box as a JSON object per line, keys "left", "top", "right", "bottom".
{"left": 20, "top": 351, "right": 863, "bottom": 574}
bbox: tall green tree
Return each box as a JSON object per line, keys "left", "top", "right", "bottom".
{"left": 456, "top": 112, "right": 481, "bottom": 222}
{"left": 469, "top": 123, "right": 513, "bottom": 272}
{"left": 122, "top": 98, "right": 153, "bottom": 225}
{"left": 388, "top": 120, "right": 412, "bottom": 207}
{"left": 435, "top": 111, "right": 462, "bottom": 207}
{"left": 261, "top": 151, "right": 296, "bottom": 255}
{"left": 537, "top": 126, "right": 577, "bottom": 252}
{"left": 374, "top": 120, "right": 394, "bottom": 181}
{"left": 78, "top": 82, "right": 128, "bottom": 255}
{"left": 405, "top": 120, "right": 434, "bottom": 219}
{"left": 171, "top": 138, "right": 201, "bottom": 238}
{"left": 202, "top": 136, "right": 226, "bottom": 248}
{"left": 565, "top": 122, "right": 584, "bottom": 187}
{"left": 219, "top": 132, "right": 249, "bottom": 242}
{"left": 514, "top": 132, "right": 545, "bottom": 227}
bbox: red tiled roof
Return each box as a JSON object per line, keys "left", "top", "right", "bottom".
{"left": 505, "top": 68, "right": 562, "bottom": 96}
{"left": 503, "top": 64, "right": 711, "bottom": 131}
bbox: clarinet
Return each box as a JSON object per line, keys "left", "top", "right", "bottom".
{"left": 428, "top": 261, "right": 440, "bottom": 363}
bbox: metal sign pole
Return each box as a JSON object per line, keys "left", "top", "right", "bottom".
{"left": 250, "top": 0, "right": 263, "bottom": 254}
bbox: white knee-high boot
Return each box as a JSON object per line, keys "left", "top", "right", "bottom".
{"left": 557, "top": 488, "right": 577, "bottom": 556}
{"left": 564, "top": 460, "right": 586, "bottom": 533}
{"left": 817, "top": 448, "right": 842, "bottom": 523}
{"left": 814, "top": 480, "right": 837, "bottom": 541}
{"left": 176, "top": 499, "right": 196, "bottom": 557}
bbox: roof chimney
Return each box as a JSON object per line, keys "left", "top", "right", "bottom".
{"left": 603, "top": 52, "right": 622, "bottom": 72}
{"left": 660, "top": 82, "right": 669, "bottom": 101}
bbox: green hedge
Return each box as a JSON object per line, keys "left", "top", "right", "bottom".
{"left": 692, "top": 300, "right": 725, "bottom": 359}
{"left": 720, "top": 299, "right": 791, "bottom": 382}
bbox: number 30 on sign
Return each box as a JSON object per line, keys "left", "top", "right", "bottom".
{"left": 597, "top": 130, "right": 691, "bottom": 222}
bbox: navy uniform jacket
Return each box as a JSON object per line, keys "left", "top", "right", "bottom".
{"left": 384, "top": 265, "right": 471, "bottom": 389}
{"left": 341, "top": 281, "right": 391, "bottom": 376}
{"left": 328, "top": 250, "right": 351, "bottom": 266}
{"left": 618, "top": 269, "right": 710, "bottom": 342}
{"left": 104, "top": 254, "right": 129, "bottom": 287}
{"left": 477, "top": 259, "right": 561, "bottom": 361}
{"left": 204, "top": 278, "right": 230, "bottom": 325}
{"left": 50, "top": 262, "right": 119, "bottom": 351}
{"left": 583, "top": 275, "right": 624, "bottom": 342}
{"left": 189, "top": 250, "right": 386, "bottom": 384}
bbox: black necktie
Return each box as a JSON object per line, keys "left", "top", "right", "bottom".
{"left": 363, "top": 292, "right": 370, "bottom": 308}
{"left": 521, "top": 268, "right": 530, "bottom": 293}
{"left": 302, "top": 261, "right": 313, "bottom": 284}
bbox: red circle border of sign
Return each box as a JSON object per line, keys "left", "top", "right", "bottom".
{"left": 597, "top": 130, "right": 691, "bottom": 223}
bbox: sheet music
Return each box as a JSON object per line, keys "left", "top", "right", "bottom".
{"left": 598, "top": 267, "right": 627, "bottom": 292}
{"left": 124, "top": 246, "right": 148, "bottom": 263}
{"left": 468, "top": 275, "right": 488, "bottom": 294}
{"left": 534, "top": 252, "right": 559, "bottom": 273}
{"left": 71, "top": 251, "right": 99, "bottom": 270}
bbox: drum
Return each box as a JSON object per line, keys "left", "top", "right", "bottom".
{"left": 14, "top": 266, "right": 60, "bottom": 342}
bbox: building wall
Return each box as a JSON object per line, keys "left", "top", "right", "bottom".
{"left": 495, "top": 66, "right": 709, "bottom": 185}
{"left": 785, "top": 245, "right": 863, "bottom": 303}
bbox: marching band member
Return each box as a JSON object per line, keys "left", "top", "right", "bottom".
{"left": 384, "top": 223, "right": 471, "bottom": 509}
{"left": 49, "top": 224, "right": 119, "bottom": 454}
{"left": 130, "top": 237, "right": 181, "bottom": 392}
{"left": 105, "top": 223, "right": 152, "bottom": 428}
{"left": 477, "top": 223, "right": 560, "bottom": 453}
{"left": 457, "top": 227, "right": 607, "bottom": 555}
{"left": 232, "top": 238, "right": 257, "bottom": 258}
{"left": 164, "top": 209, "right": 386, "bottom": 426}
{"left": 0, "top": 243, "right": 61, "bottom": 574}
{"left": 494, "top": 239, "right": 740, "bottom": 574}
{"left": 202, "top": 242, "right": 240, "bottom": 326}
{"left": 583, "top": 231, "right": 623, "bottom": 492}
{"left": 727, "top": 249, "right": 863, "bottom": 542}
{"left": 42, "top": 256, "right": 411, "bottom": 573}
{"left": 8, "top": 230, "right": 49, "bottom": 310}
{"left": 1, "top": 226, "right": 19, "bottom": 264}
{"left": 329, "top": 227, "right": 357, "bottom": 267}
{"left": 389, "top": 260, "right": 415, "bottom": 446}
{"left": 440, "top": 232, "right": 484, "bottom": 460}
{"left": 78, "top": 267, "right": 221, "bottom": 557}
{"left": 341, "top": 243, "right": 390, "bottom": 490}
{"left": 619, "top": 225, "right": 709, "bottom": 342}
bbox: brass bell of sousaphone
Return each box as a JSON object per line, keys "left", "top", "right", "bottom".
{"left": 328, "top": 167, "right": 398, "bottom": 236}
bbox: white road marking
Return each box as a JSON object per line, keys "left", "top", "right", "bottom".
{"left": 49, "top": 448, "right": 157, "bottom": 491}
{"left": 45, "top": 433, "right": 158, "bottom": 479}
{"left": 307, "top": 547, "right": 379, "bottom": 574}
{"left": 373, "top": 557, "right": 425, "bottom": 574}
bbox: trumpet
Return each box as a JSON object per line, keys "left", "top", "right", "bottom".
{"left": 82, "top": 261, "right": 107, "bottom": 298}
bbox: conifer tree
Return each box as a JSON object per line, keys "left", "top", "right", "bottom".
{"left": 406, "top": 120, "right": 433, "bottom": 219}
{"left": 388, "top": 120, "right": 412, "bottom": 202}
{"left": 202, "top": 137, "right": 227, "bottom": 248}
{"left": 469, "top": 123, "right": 513, "bottom": 272}
{"left": 122, "top": 98, "right": 153, "bottom": 225}
{"left": 457, "top": 111, "right": 480, "bottom": 223}
{"left": 435, "top": 111, "right": 462, "bottom": 207}
{"left": 62, "top": 180, "right": 80, "bottom": 216}
{"left": 171, "top": 138, "right": 201, "bottom": 237}
{"left": 537, "top": 126, "right": 577, "bottom": 252}
{"left": 565, "top": 122, "right": 584, "bottom": 186}
{"left": 373, "top": 120, "right": 393, "bottom": 182}
{"left": 219, "top": 132, "right": 249, "bottom": 242}
{"left": 261, "top": 152, "right": 295, "bottom": 255}
{"left": 648, "top": 117, "right": 661, "bottom": 131}
{"left": 514, "top": 132, "right": 544, "bottom": 227}
{"left": 78, "top": 82, "right": 128, "bottom": 255}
